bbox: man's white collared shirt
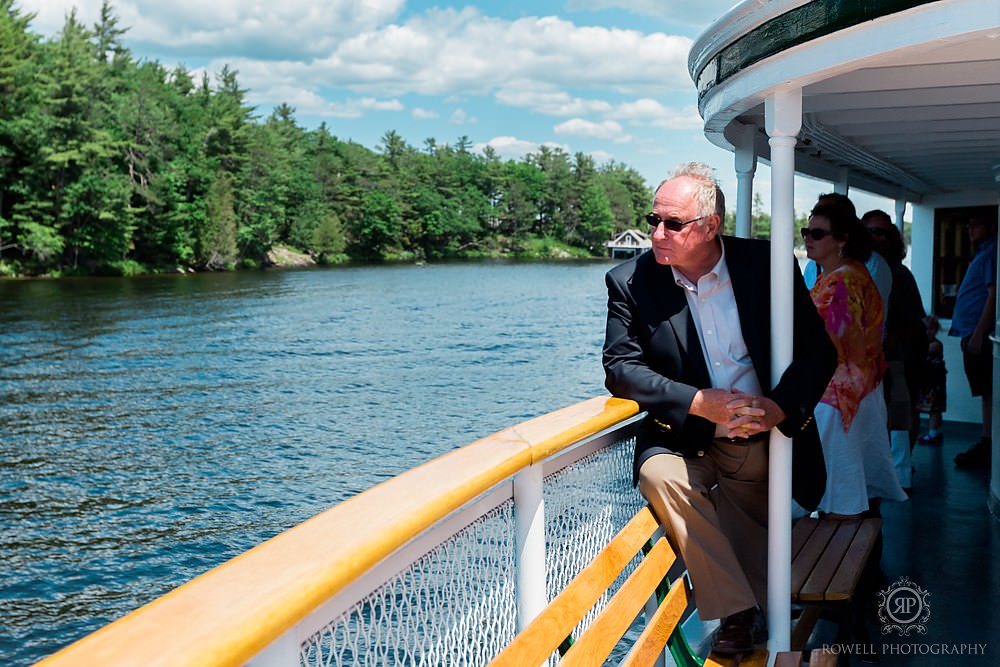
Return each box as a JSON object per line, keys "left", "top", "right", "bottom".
{"left": 671, "top": 247, "right": 762, "bottom": 437}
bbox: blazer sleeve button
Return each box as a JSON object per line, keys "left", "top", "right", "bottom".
{"left": 653, "top": 419, "right": 672, "bottom": 431}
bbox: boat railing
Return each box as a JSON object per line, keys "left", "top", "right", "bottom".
{"left": 37, "top": 396, "right": 646, "bottom": 667}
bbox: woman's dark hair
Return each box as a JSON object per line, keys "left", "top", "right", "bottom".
{"left": 810, "top": 203, "right": 872, "bottom": 263}
{"left": 817, "top": 192, "right": 857, "bottom": 219}
{"left": 861, "top": 209, "right": 905, "bottom": 261}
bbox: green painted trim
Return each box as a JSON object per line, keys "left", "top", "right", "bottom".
{"left": 696, "top": 0, "right": 940, "bottom": 100}
{"left": 667, "top": 625, "right": 705, "bottom": 667}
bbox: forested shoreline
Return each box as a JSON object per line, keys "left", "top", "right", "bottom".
{"left": 0, "top": 1, "right": 654, "bottom": 278}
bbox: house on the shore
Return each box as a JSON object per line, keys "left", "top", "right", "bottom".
{"left": 604, "top": 229, "right": 651, "bottom": 259}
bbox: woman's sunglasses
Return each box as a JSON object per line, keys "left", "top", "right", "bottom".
{"left": 646, "top": 213, "right": 707, "bottom": 232}
{"left": 800, "top": 228, "right": 841, "bottom": 241}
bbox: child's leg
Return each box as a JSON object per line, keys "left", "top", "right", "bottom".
{"left": 918, "top": 411, "right": 944, "bottom": 444}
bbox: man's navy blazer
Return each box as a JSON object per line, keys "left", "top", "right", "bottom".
{"left": 603, "top": 236, "right": 837, "bottom": 510}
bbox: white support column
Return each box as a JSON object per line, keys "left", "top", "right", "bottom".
{"left": 834, "top": 167, "right": 849, "bottom": 195}
{"left": 990, "top": 166, "right": 1000, "bottom": 516}
{"left": 893, "top": 193, "right": 913, "bottom": 492}
{"left": 764, "top": 85, "right": 802, "bottom": 660}
{"left": 513, "top": 465, "right": 547, "bottom": 631}
{"left": 734, "top": 123, "right": 758, "bottom": 239}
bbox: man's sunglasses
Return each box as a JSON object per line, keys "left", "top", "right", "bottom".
{"left": 866, "top": 226, "right": 890, "bottom": 237}
{"left": 646, "top": 213, "right": 708, "bottom": 232}
{"left": 800, "top": 228, "right": 841, "bottom": 241}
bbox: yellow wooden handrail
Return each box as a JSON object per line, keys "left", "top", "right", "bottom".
{"left": 36, "top": 396, "right": 639, "bottom": 667}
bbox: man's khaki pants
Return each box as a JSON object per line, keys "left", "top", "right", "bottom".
{"left": 638, "top": 439, "right": 768, "bottom": 621}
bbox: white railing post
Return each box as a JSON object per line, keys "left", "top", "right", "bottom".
{"left": 247, "top": 628, "right": 298, "bottom": 667}
{"left": 765, "top": 84, "right": 802, "bottom": 663}
{"left": 513, "top": 465, "right": 547, "bottom": 631}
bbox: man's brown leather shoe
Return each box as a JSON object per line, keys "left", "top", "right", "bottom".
{"left": 711, "top": 606, "right": 766, "bottom": 655}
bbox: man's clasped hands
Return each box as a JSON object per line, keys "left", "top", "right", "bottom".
{"left": 689, "top": 388, "right": 787, "bottom": 440}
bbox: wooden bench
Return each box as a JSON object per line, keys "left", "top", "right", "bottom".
{"left": 489, "top": 506, "right": 838, "bottom": 667}
{"left": 789, "top": 517, "right": 883, "bottom": 652}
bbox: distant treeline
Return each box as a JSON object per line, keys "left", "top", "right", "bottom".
{"left": 0, "top": 1, "right": 653, "bottom": 277}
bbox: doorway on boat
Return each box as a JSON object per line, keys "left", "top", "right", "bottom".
{"left": 932, "top": 204, "right": 998, "bottom": 318}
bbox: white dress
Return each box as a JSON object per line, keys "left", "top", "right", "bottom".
{"left": 815, "top": 382, "right": 908, "bottom": 515}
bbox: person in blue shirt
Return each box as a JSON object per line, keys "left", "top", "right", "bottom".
{"left": 949, "top": 217, "right": 997, "bottom": 468}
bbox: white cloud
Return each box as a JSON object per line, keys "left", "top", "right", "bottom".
{"left": 17, "top": 1, "right": 703, "bottom": 160}
{"left": 19, "top": 0, "right": 406, "bottom": 59}
{"left": 495, "top": 84, "right": 614, "bottom": 117}
{"left": 411, "top": 108, "right": 439, "bottom": 119}
{"left": 614, "top": 98, "right": 672, "bottom": 121}
{"left": 449, "top": 109, "right": 477, "bottom": 125}
{"left": 554, "top": 119, "right": 631, "bottom": 143}
{"left": 246, "top": 87, "right": 404, "bottom": 119}
{"left": 588, "top": 150, "right": 616, "bottom": 165}
{"left": 302, "top": 8, "right": 692, "bottom": 97}
{"left": 494, "top": 87, "right": 702, "bottom": 131}
{"left": 565, "top": 0, "right": 739, "bottom": 27}
{"left": 611, "top": 99, "right": 703, "bottom": 129}
{"left": 474, "top": 136, "right": 570, "bottom": 161}
{"left": 330, "top": 97, "right": 404, "bottom": 118}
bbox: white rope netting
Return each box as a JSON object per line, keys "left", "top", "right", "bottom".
{"left": 301, "top": 436, "right": 641, "bottom": 667}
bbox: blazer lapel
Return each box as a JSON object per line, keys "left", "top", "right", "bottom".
{"left": 665, "top": 290, "right": 694, "bottom": 354}
{"left": 655, "top": 271, "right": 711, "bottom": 388}
{"left": 723, "top": 236, "right": 772, "bottom": 389}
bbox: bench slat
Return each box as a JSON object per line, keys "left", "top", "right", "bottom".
{"left": 773, "top": 651, "right": 804, "bottom": 667}
{"left": 790, "top": 519, "right": 838, "bottom": 600}
{"left": 791, "top": 517, "right": 820, "bottom": 560}
{"left": 560, "top": 536, "right": 677, "bottom": 667}
{"left": 619, "top": 575, "right": 690, "bottom": 667}
{"left": 790, "top": 605, "right": 822, "bottom": 651}
{"left": 826, "top": 518, "right": 881, "bottom": 601}
{"left": 488, "top": 506, "right": 662, "bottom": 667}
{"left": 799, "top": 520, "right": 861, "bottom": 601}
{"left": 808, "top": 647, "right": 838, "bottom": 666}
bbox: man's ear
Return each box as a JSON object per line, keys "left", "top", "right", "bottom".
{"left": 704, "top": 214, "right": 720, "bottom": 239}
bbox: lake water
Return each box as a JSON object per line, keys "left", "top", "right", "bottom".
{"left": 0, "top": 260, "right": 619, "bottom": 666}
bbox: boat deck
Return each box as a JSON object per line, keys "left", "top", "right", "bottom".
{"left": 805, "top": 419, "right": 998, "bottom": 665}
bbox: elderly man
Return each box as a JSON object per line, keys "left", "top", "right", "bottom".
{"left": 603, "top": 163, "right": 836, "bottom": 655}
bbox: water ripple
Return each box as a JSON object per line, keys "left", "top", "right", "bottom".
{"left": 0, "top": 261, "right": 615, "bottom": 665}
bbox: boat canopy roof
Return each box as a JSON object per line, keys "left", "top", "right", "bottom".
{"left": 689, "top": 0, "right": 1000, "bottom": 202}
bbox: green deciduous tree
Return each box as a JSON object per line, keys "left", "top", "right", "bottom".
{"left": 355, "top": 190, "right": 400, "bottom": 259}
{"left": 577, "top": 183, "right": 615, "bottom": 251}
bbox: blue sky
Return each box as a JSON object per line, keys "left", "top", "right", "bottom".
{"left": 19, "top": 0, "right": 895, "bottom": 216}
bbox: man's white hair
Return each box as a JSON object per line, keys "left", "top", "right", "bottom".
{"left": 654, "top": 162, "right": 726, "bottom": 224}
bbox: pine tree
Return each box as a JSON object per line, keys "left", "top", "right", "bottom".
{"left": 0, "top": 0, "right": 43, "bottom": 265}
{"left": 38, "top": 9, "right": 132, "bottom": 270}
{"left": 201, "top": 170, "right": 237, "bottom": 269}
